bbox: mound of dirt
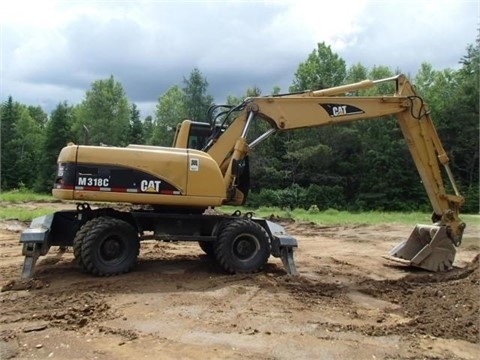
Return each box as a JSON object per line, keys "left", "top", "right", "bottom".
{"left": 0, "top": 290, "right": 118, "bottom": 331}
{"left": 358, "top": 255, "right": 479, "bottom": 343}
{"left": 1, "top": 279, "right": 45, "bottom": 292}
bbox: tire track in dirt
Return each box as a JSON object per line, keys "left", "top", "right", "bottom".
{"left": 0, "top": 213, "right": 479, "bottom": 359}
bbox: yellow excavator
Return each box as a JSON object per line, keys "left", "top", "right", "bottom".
{"left": 20, "top": 74, "right": 465, "bottom": 278}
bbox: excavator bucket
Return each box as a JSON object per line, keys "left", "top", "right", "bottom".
{"left": 389, "top": 225, "right": 456, "bottom": 272}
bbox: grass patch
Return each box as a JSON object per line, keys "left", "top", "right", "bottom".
{"left": 0, "top": 191, "right": 477, "bottom": 226}
{"left": 0, "top": 190, "right": 58, "bottom": 221}
{"left": 221, "top": 206, "right": 479, "bottom": 226}
{"left": 0, "top": 190, "right": 54, "bottom": 203}
{"left": 0, "top": 207, "right": 58, "bottom": 222}
{"left": 254, "top": 207, "right": 433, "bottom": 225}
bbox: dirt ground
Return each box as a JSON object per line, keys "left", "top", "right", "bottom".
{"left": 0, "top": 202, "right": 479, "bottom": 360}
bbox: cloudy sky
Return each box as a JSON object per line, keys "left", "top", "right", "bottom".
{"left": 1, "top": 0, "right": 478, "bottom": 118}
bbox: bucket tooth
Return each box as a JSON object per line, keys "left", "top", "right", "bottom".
{"left": 389, "top": 225, "right": 456, "bottom": 272}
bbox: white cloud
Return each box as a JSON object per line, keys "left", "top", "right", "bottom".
{"left": 1, "top": 0, "right": 478, "bottom": 117}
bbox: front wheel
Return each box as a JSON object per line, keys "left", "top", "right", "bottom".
{"left": 80, "top": 216, "right": 140, "bottom": 276}
{"left": 73, "top": 222, "right": 91, "bottom": 271}
{"left": 214, "top": 219, "right": 270, "bottom": 274}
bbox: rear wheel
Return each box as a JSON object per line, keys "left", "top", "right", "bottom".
{"left": 80, "top": 216, "right": 140, "bottom": 276}
{"left": 214, "top": 219, "right": 270, "bottom": 274}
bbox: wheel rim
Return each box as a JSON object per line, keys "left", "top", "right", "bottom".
{"left": 232, "top": 234, "right": 260, "bottom": 261}
{"left": 99, "top": 235, "right": 126, "bottom": 263}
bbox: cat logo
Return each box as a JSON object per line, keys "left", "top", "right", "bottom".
{"left": 332, "top": 105, "right": 348, "bottom": 116}
{"left": 320, "top": 103, "right": 365, "bottom": 118}
{"left": 140, "top": 180, "right": 162, "bottom": 192}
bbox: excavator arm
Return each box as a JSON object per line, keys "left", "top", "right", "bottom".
{"left": 21, "top": 74, "right": 464, "bottom": 278}
{"left": 205, "top": 74, "right": 465, "bottom": 271}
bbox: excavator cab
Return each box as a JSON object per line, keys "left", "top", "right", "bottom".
{"left": 173, "top": 119, "right": 228, "bottom": 150}
{"left": 173, "top": 120, "right": 212, "bottom": 149}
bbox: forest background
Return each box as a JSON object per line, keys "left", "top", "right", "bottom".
{"left": 1, "top": 39, "right": 478, "bottom": 213}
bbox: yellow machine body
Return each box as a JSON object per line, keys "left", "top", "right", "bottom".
{"left": 53, "top": 144, "right": 227, "bottom": 208}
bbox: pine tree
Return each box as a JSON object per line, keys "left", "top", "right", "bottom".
{"left": 0, "top": 97, "right": 18, "bottom": 190}
{"left": 129, "top": 103, "right": 144, "bottom": 144}
{"left": 183, "top": 68, "right": 214, "bottom": 121}
{"left": 35, "top": 102, "right": 74, "bottom": 192}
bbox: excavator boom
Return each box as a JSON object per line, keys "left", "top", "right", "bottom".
{"left": 203, "top": 74, "right": 465, "bottom": 271}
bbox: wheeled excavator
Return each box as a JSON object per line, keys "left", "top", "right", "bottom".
{"left": 19, "top": 74, "right": 465, "bottom": 278}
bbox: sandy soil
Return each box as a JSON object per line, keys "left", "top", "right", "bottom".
{"left": 0, "top": 202, "right": 479, "bottom": 360}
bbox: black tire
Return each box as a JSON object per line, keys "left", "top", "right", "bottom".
{"left": 198, "top": 220, "right": 227, "bottom": 258}
{"left": 73, "top": 222, "right": 91, "bottom": 271}
{"left": 198, "top": 241, "right": 215, "bottom": 258}
{"left": 214, "top": 219, "right": 270, "bottom": 274}
{"left": 80, "top": 216, "right": 140, "bottom": 276}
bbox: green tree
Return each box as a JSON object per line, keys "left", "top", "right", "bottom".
{"left": 349, "top": 66, "right": 427, "bottom": 210}
{"left": 226, "top": 86, "right": 280, "bottom": 190}
{"left": 1, "top": 98, "right": 47, "bottom": 190}
{"left": 143, "top": 115, "right": 153, "bottom": 140}
{"left": 221, "top": 86, "right": 291, "bottom": 191}
{"left": 17, "top": 106, "right": 45, "bottom": 188}
{"left": 459, "top": 35, "right": 480, "bottom": 116}
{"left": 290, "top": 42, "right": 346, "bottom": 92}
{"left": 346, "top": 63, "right": 368, "bottom": 84}
{"left": 35, "top": 102, "right": 74, "bottom": 192}
{"left": 413, "top": 49, "right": 479, "bottom": 213}
{"left": 74, "top": 76, "right": 130, "bottom": 146}
{"left": 28, "top": 105, "right": 48, "bottom": 128}
{"left": 129, "top": 103, "right": 144, "bottom": 144}
{"left": 365, "top": 65, "right": 396, "bottom": 94}
{"left": 271, "top": 85, "right": 281, "bottom": 95}
{"left": 1, "top": 97, "right": 19, "bottom": 190}
{"left": 444, "top": 37, "right": 479, "bottom": 212}
{"left": 150, "top": 85, "right": 186, "bottom": 146}
{"left": 226, "top": 86, "right": 262, "bottom": 106}
{"left": 273, "top": 43, "right": 351, "bottom": 202}
{"left": 182, "top": 68, "right": 214, "bottom": 121}
{"left": 282, "top": 139, "right": 333, "bottom": 185}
